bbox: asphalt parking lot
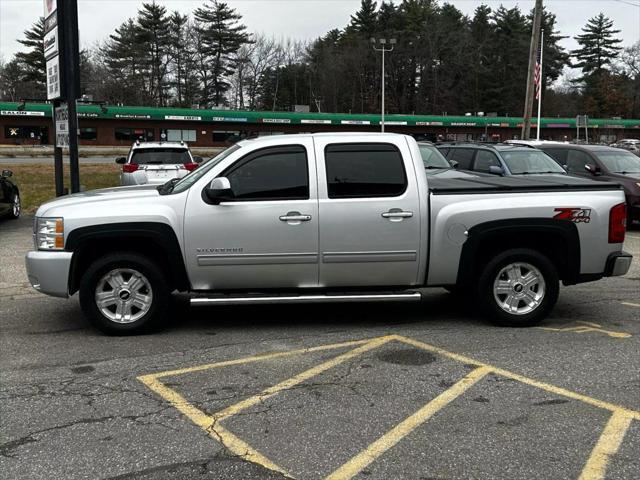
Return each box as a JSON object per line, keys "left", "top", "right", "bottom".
{"left": 1, "top": 215, "right": 639, "bottom": 480}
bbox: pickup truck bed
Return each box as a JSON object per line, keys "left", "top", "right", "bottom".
{"left": 428, "top": 174, "right": 623, "bottom": 194}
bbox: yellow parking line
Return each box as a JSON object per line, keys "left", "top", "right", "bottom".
{"left": 325, "top": 366, "right": 491, "bottom": 480}
{"left": 138, "top": 374, "right": 291, "bottom": 477}
{"left": 621, "top": 302, "right": 640, "bottom": 308}
{"left": 537, "top": 321, "right": 631, "bottom": 339}
{"left": 578, "top": 412, "right": 634, "bottom": 480}
{"left": 212, "top": 335, "right": 394, "bottom": 422}
{"left": 395, "top": 335, "right": 640, "bottom": 420}
{"left": 146, "top": 338, "right": 372, "bottom": 379}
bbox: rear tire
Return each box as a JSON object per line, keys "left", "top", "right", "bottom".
{"left": 79, "top": 253, "right": 169, "bottom": 335}
{"left": 477, "top": 248, "right": 559, "bottom": 327}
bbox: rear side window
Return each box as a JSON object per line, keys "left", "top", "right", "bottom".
{"left": 130, "top": 148, "right": 191, "bottom": 165}
{"left": 473, "top": 150, "right": 501, "bottom": 172}
{"left": 325, "top": 143, "right": 407, "bottom": 198}
{"left": 224, "top": 145, "right": 309, "bottom": 201}
{"left": 449, "top": 148, "right": 475, "bottom": 170}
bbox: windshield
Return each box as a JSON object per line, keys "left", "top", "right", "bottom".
{"left": 171, "top": 144, "right": 242, "bottom": 194}
{"left": 501, "top": 150, "right": 566, "bottom": 175}
{"left": 596, "top": 151, "right": 640, "bottom": 173}
{"left": 418, "top": 145, "right": 451, "bottom": 169}
{"left": 131, "top": 148, "right": 191, "bottom": 165}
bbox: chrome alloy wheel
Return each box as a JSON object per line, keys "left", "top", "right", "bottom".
{"left": 95, "top": 268, "right": 153, "bottom": 323}
{"left": 493, "top": 262, "right": 546, "bottom": 315}
{"left": 12, "top": 194, "right": 20, "bottom": 217}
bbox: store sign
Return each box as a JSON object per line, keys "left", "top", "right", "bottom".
{"left": 55, "top": 103, "right": 69, "bottom": 147}
{"left": 384, "top": 121, "right": 408, "bottom": 126}
{"left": 116, "top": 114, "right": 151, "bottom": 120}
{"left": 415, "top": 121, "right": 443, "bottom": 126}
{"left": 341, "top": 120, "right": 370, "bottom": 125}
{"left": 1, "top": 110, "right": 46, "bottom": 117}
{"left": 46, "top": 56, "right": 61, "bottom": 100}
{"left": 262, "top": 118, "right": 291, "bottom": 124}
{"left": 301, "top": 119, "right": 332, "bottom": 125}
{"left": 165, "top": 115, "right": 201, "bottom": 121}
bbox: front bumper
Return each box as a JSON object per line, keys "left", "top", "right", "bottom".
{"left": 605, "top": 251, "right": 633, "bottom": 277}
{"left": 25, "top": 251, "right": 73, "bottom": 298}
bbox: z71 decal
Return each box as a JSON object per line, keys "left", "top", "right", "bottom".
{"left": 553, "top": 208, "right": 592, "bottom": 223}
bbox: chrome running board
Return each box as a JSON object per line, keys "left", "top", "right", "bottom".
{"left": 190, "top": 292, "right": 422, "bottom": 306}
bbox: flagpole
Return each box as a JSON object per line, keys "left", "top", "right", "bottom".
{"left": 536, "top": 29, "right": 544, "bottom": 141}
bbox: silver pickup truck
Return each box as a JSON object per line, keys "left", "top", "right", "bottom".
{"left": 26, "top": 133, "right": 632, "bottom": 334}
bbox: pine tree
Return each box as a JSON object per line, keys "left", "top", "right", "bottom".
{"left": 136, "top": 2, "right": 172, "bottom": 106}
{"left": 572, "top": 13, "right": 622, "bottom": 79}
{"left": 14, "top": 18, "right": 46, "bottom": 95}
{"left": 349, "top": 0, "right": 378, "bottom": 36}
{"left": 194, "top": 0, "right": 251, "bottom": 107}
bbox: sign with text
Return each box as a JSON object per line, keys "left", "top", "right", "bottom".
{"left": 43, "top": 28, "right": 59, "bottom": 60}
{"left": 55, "top": 103, "right": 69, "bottom": 147}
{"left": 46, "top": 56, "right": 61, "bottom": 100}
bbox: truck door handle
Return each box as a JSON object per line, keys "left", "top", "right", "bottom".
{"left": 279, "top": 213, "right": 312, "bottom": 222}
{"left": 382, "top": 210, "right": 413, "bottom": 219}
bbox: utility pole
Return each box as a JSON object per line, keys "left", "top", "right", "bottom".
{"left": 371, "top": 38, "right": 396, "bottom": 133}
{"left": 521, "top": 0, "right": 543, "bottom": 140}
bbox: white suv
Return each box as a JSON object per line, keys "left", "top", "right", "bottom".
{"left": 117, "top": 141, "right": 203, "bottom": 186}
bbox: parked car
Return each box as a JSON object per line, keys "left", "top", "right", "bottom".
{"left": 26, "top": 133, "right": 631, "bottom": 334}
{"left": 0, "top": 169, "right": 20, "bottom": 219}
{"left": 417, "top": 142, "right": 487, "bottom": 179}
{"left": 436, "top": 143, "right": 567, "bottom": 177}
{"left": 532, "top": 143, "right": 640, "bottom": 227}
{"left": 117, "top": 141, "right": 203, "bottom": 186}
{"left": 611, "top": 139, "right": 640, "bottom": 157}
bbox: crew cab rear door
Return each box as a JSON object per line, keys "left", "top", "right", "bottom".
{"left": 314, "top": 137, "right": 422, "bottom": 287}
{"left": 183, "top": 138, "right": 319, "bottom": 290}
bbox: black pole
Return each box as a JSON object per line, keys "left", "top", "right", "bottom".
{"left": 61, "top": 0, "right": 81, "bottom": 193}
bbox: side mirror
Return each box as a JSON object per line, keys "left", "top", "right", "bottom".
{"left": 193, "top": 156, "right": 204, "bottom": 164}
{"left": 115, "top": 157, "right": 127, "bottom": 164}
{"left": 1, "top": 169, "right": 13, "bottom": 178}
{"left": 489, "top": 165, "right": 504, "bottom": 176}
{"left": 449, "top": 160, "right": 459, "bottom": 169}
{"left": 585, "top": 164, "right": 601, "bottom": 175}
{"left": 204, "top": 177, "right": 233, "bottom": 204}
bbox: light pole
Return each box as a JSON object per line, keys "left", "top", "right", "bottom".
{"left": 371, "top": 38, "right": 396, "bottom": 132}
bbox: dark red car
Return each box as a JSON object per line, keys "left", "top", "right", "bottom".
{"left": 538, "top": 144, "right": 640, "bottom": 227}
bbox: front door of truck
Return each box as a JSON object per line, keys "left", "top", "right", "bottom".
{"left": 184, "top": 139, "right": 319, "bottom": 290}
{"left": 314, "top": 138, "right": 422, "bottom": 287}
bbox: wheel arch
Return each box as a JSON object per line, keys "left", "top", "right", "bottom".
{"left": 456, "top": 218, "right": 581, "bottom": 287}
{"left": 66, "top": 222, "right": 190, "bottom": 295}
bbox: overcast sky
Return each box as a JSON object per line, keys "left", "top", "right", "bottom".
{"left": 1, "top": 0, "right": 639, "bottom": 61}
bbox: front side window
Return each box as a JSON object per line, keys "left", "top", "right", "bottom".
{"left": 224, "top": 146, "right": 309, "bottom": 201}
{"left": 171, "top": 144, "right": 242, "bottom": 194}
{"left": 473, "top": 150, "right": 501, "bottom": 172}
{"left": 501, "top": 150, "right": 566, "bottom": 174}
{"left": 325, "top": 143, "right": 407, "bottom": 198}
{"left": 565, "top": 150, "right": 592, "bottom": 173}
{"left": 595, "top": 151, "right": 640, "bottom": 173}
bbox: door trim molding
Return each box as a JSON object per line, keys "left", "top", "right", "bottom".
{"left": 322, "top": 251, "right": 417, "bottom": 264}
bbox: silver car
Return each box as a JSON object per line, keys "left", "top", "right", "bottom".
{"left": 117, "top": 141, "right": 203, "bottom": 186}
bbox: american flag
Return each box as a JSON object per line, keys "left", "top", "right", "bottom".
{"left": 534, "top": 31, "right": 543, "bottom": 100}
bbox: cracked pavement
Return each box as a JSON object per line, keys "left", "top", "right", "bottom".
{"left": 1, "top": 216, "right": 639, "bottom": 479}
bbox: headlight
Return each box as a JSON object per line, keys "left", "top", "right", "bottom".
{"left": 36, "top": 217, "right": 65, "bottom": 250}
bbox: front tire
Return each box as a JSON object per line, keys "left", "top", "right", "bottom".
{"left": 477, "top": 248, "right": 559, "bottom": 327}
{"left": 79, "top": 253, "right": 169, "bottom": 335}
{"left": 8, "top": 192, "right": 20, "bottom": 219}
